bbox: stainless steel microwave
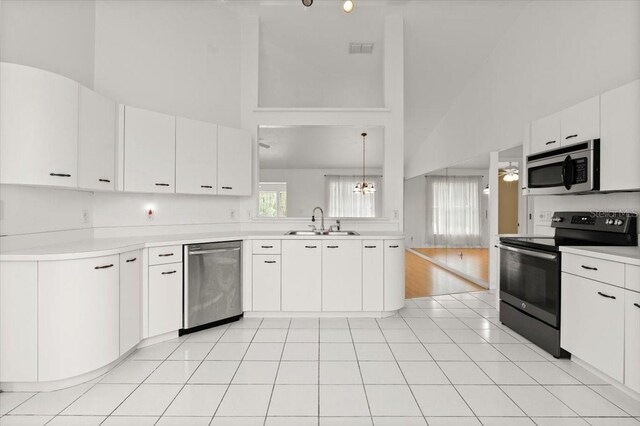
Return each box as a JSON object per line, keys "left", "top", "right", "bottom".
{"left": 526, "top": 139, "right": 599, "bottom": 195}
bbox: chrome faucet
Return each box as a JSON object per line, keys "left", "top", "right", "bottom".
{"left": 312, "top": 207, "right": 325, "bottom": 231}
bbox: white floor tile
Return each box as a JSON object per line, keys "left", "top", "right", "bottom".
{"left": 210, "top": 416, "right": 264, "bottom": 425}
{"left": 413, "top": 329, "right": 453, "bottom": 343}
{"left": 216, "top": 385, "right": 272, "bottom": 417}
{"left": 349, "top": 318, "right": 380, "bottom": 329}
{"left": 360, "top": 361, "right": 406, "bottom": 384}
{"left": 478, "top": 418, "right": 535, "bottom": 426}
{"left": 266, "top": 417, "right": 318, "bottom": 426}
{"left": 319, "top": 361, "right": 363, "bottom": 384}
{"left": 389, "top": 343, "right": 432, "bottom": 361}
{"left": 413, "top": 299, "right": 443, "bottom": 309}
{"left": 438, "top": 361, "right": 493, "bottom": 384}
{"left": 0, "top": 415, "right": 53, "bottom": 425}
{"left": 476, "top": 361, "right": 537, "bottom": 385}
{"left": 101, "top": 415, "right": 159, "bottom": 425}
{"left": 0, "top": 392, "right": 35, "bottom": 415}
{"left": 156, "top": 417, "right": 213, "bottom": 426}
{"left": 382, "top": 329, "right": 419, "bottom": 343}
{"left": 228, "top": 318, "right": 262, "bottom": 329}
{"left": 260, "top": 318, "right": 291, "bottom": 329}
{"left": 410, "top": 385, "right": 473, "bottom": 416}
{"left": 243, "top": 343, "right": 284, "bottom": 361}
{"left": 460, "top": 318, "right": 494, "bottom": 330}
{"left": 10, "top": 383, "right": 92, "bottom": 415}
{"left": 403, "top": 318, "right": 439, "bottom": 329}
{"left": 319, "top": 385, "right": 369, "bottom": 417}
{"left": 515, "top": 362, "right": 581, "bottom": 385}
{"left": 377, "top": 318, "right": 410, "bottom": 329}
{"left": 320, "top": 417, "right": 371, "bottom": 426}
{"left": 282, "top": 343, "right": 319, "bottom": 361}
{"left": 500, "top": 385, "right": 577, "bottom": 417}
{"left": 455, "top": 385, "right": 525, "bottom": 416}
{"left": 448, "top": 309, "right": 481, "bottom": 319}
{"left": 276, "top": 361, "right": 318, "bottom": 384}
{"left": 128, "top": 342, "right": 181, "bottom": 361}
{"left": 444, "top": 330, "right": 486, "bottom": 344}
{"left": 145, "top": 361, "right": 200, "bottom": 384}
{"left": 422, "top": 309, "right": 455, "bottom": 318}
{"left": 320, "top": 343, "right": 357, "bottom": 361}
{"left": 219, "top": 329, "right": 257, "bottom": 343}
{"left": 492, "top": 344, "right": 547, "bottom": 362}
{"left": 354, "top": 343, "right": 394, "bottom": 361}
{"left": 286, "top": 329, "right": 319, "bottom": 343}
{"left": 320, "top": 329, "right": 353, "bottom": 343}
{"left": 458, "top": 344, "right": 509, "bottom": 361}
{"left": 583, "top": 418, "right": 640, "bottom": 425}
{"left": 100, "top": 360, "right": 162, "bottom": 384}
{"left": 424, "top": 418, "right": 481, "bottom": 426}
{"left": 290, "top": 318, "right": 319, "bottom": 329}
{"left": 398, "top": 361, "right": 449, "bottom": 385}
{"left": 47, "top": 415, "right": 105, "bottom": 425}
{"left": 365, "top": 385, "right": 421, "bottom": 416}
{"left": 423, "top": 344, "right": 470, "bottom": 361}
{"left": 62, "top": 384, "right": 136, "bottom": 415}
{"left": 186, "top": 327, "right": 226, "bottom": 342}
{"left": 531, "top": 418, "right": 589, "bottom": 426}
{"left": 545, "top": 386, "right": 629, "bottom": 417}
{"left": 553, "top": 361, "right": 610, "bottom": 385}
{"left": 164, "top": 384, "right": 226, "bottom": 416}
{"left": 432, "top": 318, "right": 470, "bottom": 330}
{"left": 268, "top": 385, "right": 318, "bottom": 416}
{"left": 320, "top": 318, "right": 349, "bottom": 329}
{"left": 351, "top": 329, "right": 386, "bottom": 343}
{"left": 399, "top": 308, "right": 428, "bottom": 318}
{"left": 590, "top": 385, "right": 640, "bottom": 416}
{"left": 252, "top": 329, "right": 288, "bottom": 343}
{"left": 374, "top": 417, "right": 427, "bottom": 425}
{"left": 188, "top": 361, "right": 240, "bottom": 384}
{"left": 166, "top": 343, "right": 215, "bottom": 361}
{"left": 232, "top": 361, "right": 279, "bottom": 384}
{"left": 112, "top": 384, "right": 182, "bottom": 416}
{"left": 206, "top": 343, "right": 250, "bottom": 360}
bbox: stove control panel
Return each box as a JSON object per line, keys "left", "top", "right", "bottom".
{"left": 552, "top": 211, "right": 637, "bottom": 234}
{"left": 570, "top": 215, "right": 596, "bottom": 225}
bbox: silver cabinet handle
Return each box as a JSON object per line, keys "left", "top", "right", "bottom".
{"left": 581, "top": 265, "right": 598, "bottom": 271}
{"left": 126, "top": 257, "right": 137, "bottom": 263}
{"left": 188, "top": 247, "right": 240, "bottom": 255}
{"left": 158, "top": 253, "right": 174, "bottom": 257}
{"left": 50, "top": 172, "right": 71, "bottom": 177}
{"left": 162, "top": 270, "right": 177, "bottom": 275}
{"left": 597, "top": 291, "right": 616, "bottom": 300}
{"left": 94, "top": 264, "right": 114, "bottom": 270}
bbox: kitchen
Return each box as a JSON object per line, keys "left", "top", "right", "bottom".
{"left": 1, "top": 0, "right": 639, "bottom": 425}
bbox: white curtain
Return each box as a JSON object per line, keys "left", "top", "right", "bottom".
{"left": 425, "top": 175, "right": 481, "bottom": 247}
{"left": 325, "top": 175, "right": 381, "bottom": 217}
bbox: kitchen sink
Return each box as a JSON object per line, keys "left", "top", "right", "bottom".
{"left": 285, "top": 230, "right": 360, "bottom": 236}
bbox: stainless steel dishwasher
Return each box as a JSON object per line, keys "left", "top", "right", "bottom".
{"left": 183, "top": 241, "right": 242, "bottom": 333}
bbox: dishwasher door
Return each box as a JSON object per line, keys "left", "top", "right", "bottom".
{"left": 184, "top": 241, "right": 242, "bottom": 330}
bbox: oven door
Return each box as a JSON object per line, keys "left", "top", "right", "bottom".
{"left": 499, "top": 244, "right": 560, "bottom": 327}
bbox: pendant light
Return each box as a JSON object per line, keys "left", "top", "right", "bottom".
{"left": 343, "top": 0, "right": 355, "bottom": 13}
{"left": 354, "top": 132, "right": 376, "bottom": 194}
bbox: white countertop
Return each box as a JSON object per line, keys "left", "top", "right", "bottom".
{"left": 0, "top": 231, "right": 405, "bottom": 261}
{"left": 560, "top": 245, "right": 640, "bottom": 266}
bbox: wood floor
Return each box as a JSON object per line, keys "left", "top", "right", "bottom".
{"left": 405, "top": 250, "right": 486, "bottom": 298}
{"left": 413, "top": 247, "right": 489, "bottom": 283}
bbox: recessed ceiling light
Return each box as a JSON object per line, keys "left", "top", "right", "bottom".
{"left": 343, "top": 0, "right": 355, "bottom": 13}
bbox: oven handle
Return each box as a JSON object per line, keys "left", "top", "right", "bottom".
{"left": 497, "top": 244, "right": 558, "bottom": 260}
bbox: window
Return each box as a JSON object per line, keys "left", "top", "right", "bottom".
{"left": 325, "top": 175, "right": 381, "bottom": 218}
{"left": 258, "top": 182, "right": 287, "bottom": 218}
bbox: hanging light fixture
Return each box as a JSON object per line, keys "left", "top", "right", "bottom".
{"left": 483, "top": 184, "right": 490, "bottom": 195}
{"left": 354, "top": 132, "right": 376, "bottom": 194}
{"left": 343, "top": 0, "right": 355, "bottom": 13}
{"left": 502, "top": 162, "right": 519, "bottom": 182}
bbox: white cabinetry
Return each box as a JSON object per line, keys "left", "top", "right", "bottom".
{"left": 119, "top": 250, "right": 141, "bottom": 355}
{"left": 531, "top": 112, "right": 561, "bottom": 154}
{"left": 625, "top": 290, "right": 640, "bottom": 393}
{"left": 0, "top": 62, "right": 78, "bottom": 188}
{"left": 384, "top": 240, "right": 405, "bottom": 311}
{"left": 38, "top": 256, "right": 120, "bottom": 382}
{"left": 322, "top": 241, "right": 362, "bottom": 311}
{"left": 0, "top": 262, "right": 38, "bottom": 382}
{"left": 78, "top": 86, "right": 116, "bottom": 191}
{"left": 148, "top": 263, "right": 183, "bottom": 336}
{"left": 217, "top": 125, "right": 252, "bottom": 196}
{"left": 561, "top": 272, "right": 624, "bottom": 381}
{"left": 176, "top": 117, "right": 218, "bottom": 194}
{"left": 600, "top": 80, "right": 640, "bottom": 192}
{"left": 282, "top": 240, "right": 321, "bottom": 311}
{"left": 124, "top": 106, "right": 176, "bottom": 193}
{"left": 560, "top": 96, "right": 600, "bottom": 144}
{"left": 362, "top": 241, "right": 384, "bottom": 311}
{"left": 252, "top": 255, "right": 281, "bottom": 311}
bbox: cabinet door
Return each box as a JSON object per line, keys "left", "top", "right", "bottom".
{"left": 124, "top": 106, "right": 176, "bottom": 193}
{"left": 625, "top": 290, "right": 640, "bottom": 393}
{"left": 282, "top": 240, "right": 321, "bottom": 311}
{"left": 176, "top": 117, "right": 218, "bottom": 195}
{"left": 531, "top": 112, "right": 561, "bottom": 154}
{"left": 120, "top": 250, "right": 142, "bottom": 355}
{"left": 1, "top": 63, "right": 78, "bottom": 187}
{"left": 39, "top": 255, "right": 120, "bottom": 382}
{"left": 384, "top": 240, "right": 405, "bottom": 311}
{"left": 561, "top": 273, "right": 624, "bottom": 381}
{"left": 600, "top": 80, "right": 640, "bottom": 192}
{"left": 560, "top": 96, "right": 600, "bottom": 144}
{"left": 363, "top": 241, "right": 384, "bottom": 311}
{"left": 78, "top": 86, "right": 116, "bottom": 191}
{"left": 217, "top": 125, "right": 252, "bottom": 196}
{"left": 149, "top": 263, "right": 183, "bottom": 336}
{"left": 322, "top": 240, "right": 362, "bottom": 311}
{"left": 252, "top": 255, "right": 281, "bottom": 311}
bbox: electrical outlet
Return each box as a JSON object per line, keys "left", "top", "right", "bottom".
{"left": 81, "top": 209, "right": 90, "bottom": 224}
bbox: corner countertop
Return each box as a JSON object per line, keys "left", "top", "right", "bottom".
{"left": 560, "top": 245, "right": 640, "bottom": 266}
{"left": 0, "top": 231, "right": 405, "bottom": 261}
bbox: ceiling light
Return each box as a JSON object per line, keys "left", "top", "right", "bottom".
{"left": 343, "top": 0, "right": 354, "bottom": 13}
{"left": 354, "top": 132, "right": 375, "bottom": 194}
{"left": 302, "top": 0, "right": 313, "bottom": 7}
{"left": 483, "top": 184, "right": 490, "bottom": 195}
{"left": 501, "top": 162, "right": 519, "bottom": 182}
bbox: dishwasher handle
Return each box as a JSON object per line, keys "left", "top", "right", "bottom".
{"left": 188, "top": 247, "right": 241, "bottom": 256}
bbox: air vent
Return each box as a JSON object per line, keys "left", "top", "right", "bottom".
{"left": 349, "top": 43, "right": 374, "bottom": 54}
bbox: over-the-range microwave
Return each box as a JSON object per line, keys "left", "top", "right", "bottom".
{"left": 526, "top": 139, "right": 599, "bottom": 195}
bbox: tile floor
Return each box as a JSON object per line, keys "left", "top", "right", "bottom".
{"left": 1, "top": 290, "right": 640, "bottom": 426}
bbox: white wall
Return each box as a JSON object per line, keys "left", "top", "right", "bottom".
{"left": 406, "top": 0, "right": 640, "bottom": 178}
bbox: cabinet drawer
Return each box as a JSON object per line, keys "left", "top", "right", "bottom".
{"left": 253, "top": 240, "right": 281, "bottom": 255}
{"left": 149, "top": 245, "right": 182, "bottom": 265}
{"left": 626, "top": 264, "right": 640, "bottom": 293}
{"left": 562, "top": 253, "right": 624, "bottom": 287}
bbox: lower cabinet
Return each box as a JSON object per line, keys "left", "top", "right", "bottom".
{"left": 625, "top": 290, "right": 640, "bottom": 393}
{"left": 38, "top": 256, "right": 120, "bottom": 382}
{"left": 119, "top": 250, "right": 141, "bottom": 355}
{"left": 362, "top": 241, "right": 384, "bottom": 311}
{"left": 561, "top": 272, "right": 625, "bottom": 382}
{"left": 322, "top": 240, "right": 362, "bottom": 311}
{"left": 148, "top": 263, "right": 183, "bottom": 337}
{"left": 252, "top": 255, "right": 281, "bottom": 311}
{"left": 384, "top": 240, "right": 405, "bottom": 311}
{"left": 282, "top": 240, "right": 321, "bottom": 311}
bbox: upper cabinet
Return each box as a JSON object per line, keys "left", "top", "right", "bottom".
{"left": 600, "top": 80, "right": 640, "bottom": 192}
{"left": 175, "top": 117, "right": 218, "bottom": 195}
{"left": 0, "top": 63, "right": 79, "bottom": 188}
{"left": 217, "top": 125, "right": 252, "bottom": 196}
{"left": 531, "top": 112, "right": 561, "bottom": 154}
{"left": 123, "top": 106, "right": 176, "bottom": 193}
{"left": 78, "top": 86, "right": 116, "bottom": 191}
{"left": 560, "top": 96, "right": 600, "bottom": 144}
